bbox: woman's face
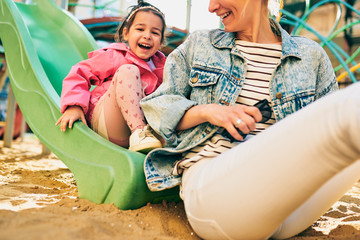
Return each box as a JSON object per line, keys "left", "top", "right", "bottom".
{"left": 208, "top": 0, "right": 260, "bottom": 33}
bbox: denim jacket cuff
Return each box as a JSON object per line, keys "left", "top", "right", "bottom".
{"left": 159, "top": 99, "right": 197, "bottom": 144}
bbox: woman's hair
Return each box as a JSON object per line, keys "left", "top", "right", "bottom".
{"left": 115, "top": 0, "right": 166, "bottom": 44}
{"left": 240, "top": 0, "right": 250, "bottom": 18}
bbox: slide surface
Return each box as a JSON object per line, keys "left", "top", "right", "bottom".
{"left": 0, "top": 0, "right": 178, "bottom": 210}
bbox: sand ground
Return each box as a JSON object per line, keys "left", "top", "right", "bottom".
{"left": 1, "top": 134, "right": 360, "bottom": 240}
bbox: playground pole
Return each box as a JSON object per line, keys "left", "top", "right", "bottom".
{"left": 186, "top": 0, "right": 192, "bottom": 32}
{"left": 119, "top": 0, "right": 124, "bottom": 13}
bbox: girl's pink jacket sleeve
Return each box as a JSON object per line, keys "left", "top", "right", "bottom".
{"left": 60, "top": 50, "right": 117, "bottom": 115}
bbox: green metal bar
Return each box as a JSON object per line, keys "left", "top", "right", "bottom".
{"left": 280, "top": 11, "right": 357, "bottom": 82}
{"left": 292, "top": 0, "right": 360, "bottom": 35}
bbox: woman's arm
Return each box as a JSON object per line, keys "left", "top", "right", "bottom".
{"left": 141, "top": 34, "right": 197, "bottom": 142}
{"left": 143, "top": 31, "right": 262, "bottom": 142}
{"left": 315, "top": 44, "right": 339, "bottom": 98}
{"left": 176, "top": 104, "right": 262, "bottom": 141}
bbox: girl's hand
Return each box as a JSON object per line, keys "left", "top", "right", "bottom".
{"left": 203, "top": 104, "right": 262, "bottom": 141}
{"left": 56, "top": 106, "right": 87, "bottom": 132}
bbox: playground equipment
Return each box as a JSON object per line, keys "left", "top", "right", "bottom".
{"left": 0, "top": 0, "right": 359, "bottom": 210}
{"left": 280, "top": 0, "right": 360, "bottom": 83}
{"left": 0, "top": 0, "right": 179, "bottom": 210}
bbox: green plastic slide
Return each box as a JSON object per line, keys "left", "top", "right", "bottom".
{"left": 0, "top": 0, "right": 179, "bottom": 210}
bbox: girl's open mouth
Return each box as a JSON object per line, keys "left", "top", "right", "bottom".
{"left": 138, "top": 43, "right": 152, "bottom": 49}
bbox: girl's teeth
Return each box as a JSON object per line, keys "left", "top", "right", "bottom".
{"left": 139, "top": 43, "right": 151, "bottom": 49}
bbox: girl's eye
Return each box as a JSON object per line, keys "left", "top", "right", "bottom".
{"left": 152, "top": 31, "right": 160, "bottom": 36}
{"left": 136, "top": 28, "right": 144, "bottom": 31}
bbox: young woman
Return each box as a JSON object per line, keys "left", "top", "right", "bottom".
{"left": 57, "top": 0, "right": 166, "bottom": 153}
{"left": 141, "top": 0, "right": 360, "bottom": 239}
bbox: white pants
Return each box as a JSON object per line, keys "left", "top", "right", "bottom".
{"left": 181, "top": 82, "right": 360, "bottom": 240}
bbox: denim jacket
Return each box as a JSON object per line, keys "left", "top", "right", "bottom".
{"left": 141, "top": 22, "right": 338, "bottom": 192}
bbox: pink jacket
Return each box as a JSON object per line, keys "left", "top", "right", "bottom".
{"left": 60, "top": 42, "right": 166, "bottom": 122}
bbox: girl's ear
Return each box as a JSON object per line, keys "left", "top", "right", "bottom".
{"left": 123, "top": 27, "right": 129, "bottom": 42}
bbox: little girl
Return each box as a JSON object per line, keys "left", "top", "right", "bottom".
{"left": 56, "top": 0, "right": 166, "bottom": 153}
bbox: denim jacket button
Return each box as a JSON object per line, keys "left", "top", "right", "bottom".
{"left": 276, "top": 92, "right": 283, "bottom": 99}
{"left": 191, "top": 74, "right": 199, "bottom": 83}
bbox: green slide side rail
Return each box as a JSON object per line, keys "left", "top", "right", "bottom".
{"left": 0, "top": 0, "right": 179, "bottom": 210}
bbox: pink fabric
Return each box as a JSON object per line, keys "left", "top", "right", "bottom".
{"left": 60, "top": 42, "right": 166, "bottom": 122}
{"left": 90, "top": 64, "right": 146, "bottom": 148}
{"left": 114, "top": 65, "right": 146, "bottom": 132}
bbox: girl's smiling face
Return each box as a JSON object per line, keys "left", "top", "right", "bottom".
{"left": 123, "top": 11, "right": 163, "bottom": 61}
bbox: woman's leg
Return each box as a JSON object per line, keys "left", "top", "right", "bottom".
{"left": 271, "top": 160, "right": 360, "bottom": 239}
{"left": 91, "top": 64, "right": 146, "bottom": 147}
{"left": 181, "top": 82, "right": 360, "bottom": 240}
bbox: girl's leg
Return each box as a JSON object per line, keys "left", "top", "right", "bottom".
{"left": 110, "top": 64, "right": 147, "bottom": 132}
{"left": 91, "top": 64, "right": 145, "bottom": 147}
{"left": 91, "top": 64, "right": 161, "bottom": 151}
{"left": 181, "top": 82, "right": 360, "bottom": 240}
{"left": 91, "top": 85, "right": 131, "bottom": 147}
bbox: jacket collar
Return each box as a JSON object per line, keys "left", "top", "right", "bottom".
{"left": 209, "top": 19, "right": 302, "bottom": 60}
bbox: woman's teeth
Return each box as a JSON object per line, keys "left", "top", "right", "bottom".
{"left": 221, "top": 12, "right": 230, "bottom": 19}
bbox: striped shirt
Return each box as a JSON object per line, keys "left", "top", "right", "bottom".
{"left": 172, "top": 40, "right": 282, "bottom": 176}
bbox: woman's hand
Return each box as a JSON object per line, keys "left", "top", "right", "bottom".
{"left": 56, "top": 105, "right": 87, "bottom": 132}
{"left": 206, "top": 104, "right": 262, "bottom": 141}
{"left": 177, "top": 104, "right": 262, "bottom": 141}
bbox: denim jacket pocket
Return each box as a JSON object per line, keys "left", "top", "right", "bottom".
{"left": 189, "top": 68, "right": 221, "bottom": 104}
{"left": 273, "top": 90, "right": 316, "bottom": 118}
{"left": 189, "top": 68, "right": 220, "bottom": 86}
